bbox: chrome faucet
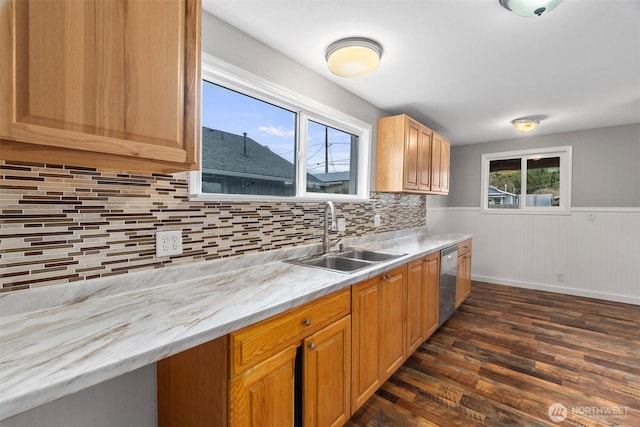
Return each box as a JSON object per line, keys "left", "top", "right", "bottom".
{"left": 322, "top": 201, "right": 337, "bottom": 253}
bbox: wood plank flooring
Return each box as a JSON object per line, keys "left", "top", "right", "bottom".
{"left": 346, "top": 282, "right": 640, "bottom": 426}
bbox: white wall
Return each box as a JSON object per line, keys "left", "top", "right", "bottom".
{"left": 427, "top": 123, "right": 640, "bottom": 304}
{"left": 427, "top": 207, "right": 640, "bottom": 304}
{"left": 0, "top": 366, "right": 156, "bottom": 427}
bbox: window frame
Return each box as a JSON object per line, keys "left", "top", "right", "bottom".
{"left": 480, "top": 146, "right": 573, "bottom": 214}
{"left": 189, "top": 53, "right": 372, "bottom": 202}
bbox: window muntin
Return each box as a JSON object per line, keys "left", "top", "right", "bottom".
{"left": 191, "top": 55, "right": 371, "bottom": 201}
{"left": 481, "top": 147, "right": 572, "bottom": 214}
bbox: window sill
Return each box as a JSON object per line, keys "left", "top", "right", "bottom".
{"left": 480, "top": 208, "right": 571, "bottom": 215}
{"left": 188, "top": 193, "right": 371, "bottom": 203}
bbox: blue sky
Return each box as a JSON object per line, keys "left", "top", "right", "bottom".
{"left": 202, "top": 81, "right": 353, "bottom": 173}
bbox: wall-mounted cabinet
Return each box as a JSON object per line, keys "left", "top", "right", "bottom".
{"left": 375, "top": 114, "right": 450, "bottom": 195}
{"left": 430, "top": 133, "right": 451, "bottom": 194}
{"left": 0, "top": 0, "right": 201, "bottom": 174}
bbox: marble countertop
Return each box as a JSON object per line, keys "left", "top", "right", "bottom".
{"left": 0, "top": 228, "right": 470, "bottom": 420}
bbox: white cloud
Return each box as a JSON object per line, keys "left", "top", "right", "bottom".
{"left": 258, "top": 125, "right": 295, "bottom": 138}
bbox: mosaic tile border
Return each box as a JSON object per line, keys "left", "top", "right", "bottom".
{"left": 0, "top": 160, "right": 425, "bottom": 292}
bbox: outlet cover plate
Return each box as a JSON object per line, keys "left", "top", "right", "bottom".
{"left": 156, "top": 230, "right": 183, "bottom": 257}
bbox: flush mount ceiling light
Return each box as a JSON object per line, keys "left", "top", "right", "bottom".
{"left": 511, "top": 118, "right": 540, "bottom": 134}
{"left": 325, "top": 37, "right": 383, "bottom": 78}
{"left": 499, "top": 0, "right": 562, "bottom": 16}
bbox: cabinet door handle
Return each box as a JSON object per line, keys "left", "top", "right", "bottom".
{"left": 309, "top": 342, "right": 316, "bottom": 350}
{"left": 304, "top": 319, "right": 311, "bottom": 327}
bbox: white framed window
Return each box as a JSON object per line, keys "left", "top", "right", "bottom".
{"left": 480, "top": 146, "right": 573, "bottom": 214}
{"left": 189, "top": 54, "right": 371, "bottom": 202}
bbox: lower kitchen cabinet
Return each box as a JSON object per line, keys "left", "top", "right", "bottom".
{"left": 229, "top": 346, "right": 297, "bottom": 426}
{"left": 350, "top": 277, "right": 381, "bottom": 411}
{"left": 303, "top": 315, "right": 351, "bottom": 427}
{"left": 379, "top": 267, "right": 407, "bottom": 380}
{"left": 157, "top": 288, "right": 351, "bottom": 427}
{"left": 158, "top": 245, "right": 470, "bottom": 426}
{"left": 456, "top": 239, "right": 472, "bottom": 307}
{"left": 351, "top": 265, "right": 406, "bottom": 413}
{"left": 406, "top": 252, "right": 440, "bottom": 355}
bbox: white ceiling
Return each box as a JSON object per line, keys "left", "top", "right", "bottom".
{"left": 202, "top": 0, "right": 640, "bottom": 145}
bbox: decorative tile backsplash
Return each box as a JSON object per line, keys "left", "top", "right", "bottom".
{"left": 0, "top": 160, "right": 426, "bottom": 292}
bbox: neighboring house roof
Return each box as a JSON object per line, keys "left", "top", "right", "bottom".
{"left": 488, "top": 185, "right": 517, "bottom": 198}
{"left": 202, "top": 128, "right": 327, "bottom": 183}
{"left": 313, "top": 171, "right": 351, "bottom": 183}
{"left": 201, "top": 128, "right": 295, "bottom": 182}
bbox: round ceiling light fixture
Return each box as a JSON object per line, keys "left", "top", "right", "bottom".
{"left": 325, "top": 37, "right": 383, "bottom": 78}
{"left": 511, "top": 118, "right": 540, "bottom": 134}
{"left": 498, "top": 0, "right": 562, "bottom": 16}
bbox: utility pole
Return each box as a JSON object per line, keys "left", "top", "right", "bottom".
{"left": 324, "top": 127, "right": 329, "bottom": 173}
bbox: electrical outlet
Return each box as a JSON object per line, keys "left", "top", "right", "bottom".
{"left": 587, "top": 212, "right": 596, "bottom": 221}
{"left": 156, "top": 230, "right": 183, "bottom": 257}
{"left": 374, "top": 214, "right": 381, "bottom": 227}
{"left": 337, "top": 217, "right": 346, "bottom": 232}
{"left": 556, "top": 272, "right": 565, "bottom": 283}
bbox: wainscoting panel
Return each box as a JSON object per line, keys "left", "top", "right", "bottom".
{"left": 426, "top": 208, "right": 640, "bottom": 304}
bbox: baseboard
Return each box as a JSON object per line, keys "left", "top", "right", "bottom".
{"left": 472, "top": 275, "right": 640, "bottom": 306}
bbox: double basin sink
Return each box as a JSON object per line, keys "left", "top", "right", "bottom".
{"left": 285, "top": 248, "right": 406, "bottom": 274}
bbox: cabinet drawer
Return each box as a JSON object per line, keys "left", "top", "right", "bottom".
{"left": 230, "top": 288, "right": 351, "bottom": 376}
{"left": 458, "top": 239, "right": 472, "bottom": 255}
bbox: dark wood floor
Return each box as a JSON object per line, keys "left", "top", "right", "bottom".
{"left": 346, "top": 282, "right": 640, "bottom": 426}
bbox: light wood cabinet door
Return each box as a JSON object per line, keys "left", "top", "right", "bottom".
{"left": 379, "top": 266, "right": 407, "bottom": 381}
{"left": 403, "top": 118, "right": 421, "bottom": 191}
{"left": 406, "top": 258, "right": 427, "bottom": 355}
{"left": 351, "top": 277, "right": 381, "bottom": 411}
{"left": 406, "top": 252, "right": 441, "bottom": 356}
{"left": 424, "top": 252, "right": 440, "bottom": 338}
{"left": 440, "top": 138, "right": 451, "bottom": 193}
{"left": 418, "top": 127, "right": 433, "bottom": 191}
{"left": 229, "top": 288, "right": 350, "bottom": 377}
{"left": 455, "top": 240, "right": 472, "bottom": 307}
{"left": 430, "top": 133, "right": 451, "bottom": 194}
{"left": 0, "top": 0, "right": 201, "bottom": 174}
{"left": 229, "top": 346, "right": 297, "bottom": 427}
{"left": 304, "top": 316, "right": 351, "bottom": 427}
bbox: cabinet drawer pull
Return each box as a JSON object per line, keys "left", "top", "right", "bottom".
{"left": 309, "top": 342, "right": 316, "bottom": 350}
{"left": 304, "top": 319, "right": 311, "bottom": 327}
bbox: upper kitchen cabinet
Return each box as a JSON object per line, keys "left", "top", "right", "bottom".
{"left": 430, "top": 132, "right": 450, "bottom": 194}
{"left": 375, "top": 114, "right": 450, "bottom": 195}
{"left": 0, "top": 0, "right": 201, "bottom": 174}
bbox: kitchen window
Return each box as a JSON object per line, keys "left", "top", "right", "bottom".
{"left": 189, "top": 54, "right": 371, "bottom": 201}
{"left": 480, "top": 146, "right": 572, "bottom": 214}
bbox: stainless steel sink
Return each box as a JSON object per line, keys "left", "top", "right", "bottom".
{"left": 301, "top": 255, "right": 373, "bottom": 272}
{"left": 285, "top": 248, "right": 405, "bottom": 274}
{"left": 337, "top": 249, "right": 402, "bottom": 262}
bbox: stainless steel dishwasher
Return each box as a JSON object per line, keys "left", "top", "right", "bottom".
{"left": 439, "top": 245, "right": 458, "bottom": 327}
